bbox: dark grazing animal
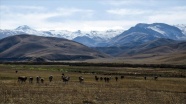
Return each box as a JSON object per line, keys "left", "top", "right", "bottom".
{"left": 18, "top": 76, "right": 27, "bottom": 83}
{"left": 36, "top": 76, "right": 41, "bottom": 83}
{"left": 121, "top": 76, "right": 124, "bottom": 79}
{"left": 104, "top": 77, "right": 110, "bottom": 83}
{"left": 41, "top": 78, "right": 44, "bottom": 83}
{"left": 154, "top": 76, "right": 158, "bottom": 80}
{"left": 106, "top": 77, "right": 110, "bottom": 82}
{"left": 115, "top": 77, "right": 118, "bottom": 81}
{"left": 49, "top": 75, "right": 53, "bottom": 82}
{"left": 100, "top": 77, "right": 103, "bottom": 81}
{"left": 95, "top": 76, "right": 99, "bottom": 81}
{"left": 104, "top": 77, "right": 107, "bottom": 82}
{"left": 144, "top": 76, "right": 147, "bottom": 80}
{"left": 29, "top": 77, "right": 33, "bottom": 83}
{"left": 62, "top": 75, "right": 70, "bottom": 83}
{"left": 79, "top": 76, "right": 84, "bottom": 83}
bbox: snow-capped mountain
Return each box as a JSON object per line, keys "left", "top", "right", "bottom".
{"left": 174, "top": 24, "right": 186, "bottom": 35}
{"left": 1, "top": 23, "right": 186, "bottom": 47}
{"left": 15, "top": 25, "right": 35, "bottom": 32}
{"left": 0, "top": 29, "right": 23, "bottom": 39}
{"left": 136, "top": 23, "right": 184, "bottom": 39}
{"left": 0, "top": 25, "right": 123, "bottom": 47}
{"left": 0, "top": 25, "right": 123, "bottom": 44}
{"left": 110, "top": 23, "right": 186, "bottom": 47}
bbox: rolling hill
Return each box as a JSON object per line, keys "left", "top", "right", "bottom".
{"left": 0, "top": 34, "right": 109, "bottom": 61}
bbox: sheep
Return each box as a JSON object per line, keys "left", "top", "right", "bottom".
{"left": 79, "top": 76, "right": 84, "bottom": 83}
{"left": 95, "top": 76, "right": 99, "bottom": 81}
{"left": 18, "top": 76, "right": 27, "bottom": 83}
{"left": 115, "top": 77, "right": 118, "bottom": 81}
{"left": 41, "top": 78, "right": 44, "bottom": 83}
{"left": 62, "top": 75, "right": 70, "bottom": 84}
{"left": 29, "top": 77, "right": 33, "bottom": 83}
{"left": 49, "top": 75, "right": 53, "bottom": 82}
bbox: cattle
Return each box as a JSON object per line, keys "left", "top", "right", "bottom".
{"left": 154, "top": 76, "right": 158, "bottom": 80}
{"left": 79, "top": 76, "right": 84, "bottom": 83}
{"left": 106, "top": 77, "right": 110, "bottom": 82}
{"left": 104, "top": 77, "right": 107, "bottom": 82}
{"left": 95, "top": 76, "right": 99, "bottom": 81}
{"left": 104, "top": 77, "right": 110, "bottom": 83}
{"left": 15, "top": 70, "right": 18, "bottom": 73}
{"left": 121, "top": 76, "right": 124, "bottom": 79}
{"left": 18, "top": 76, "right": 27, "bottom": 83}
{"left": 62, "top": 75, "right": 70, "bottom": 83}
{"left": 36, "top": 76, "right": 41, "bottom": 83}
{"left": 41, "top": 78, "right": 44, "bottom": 83}
{"left": 29, "top": 77, "right": 33, "bottom": 83}
{"left": 100, "top": 77, "right": 103, "bottom": 81}
{"left": 49, "top": 75, "right": 53, "bottom": 82}
{"left": 115, "top": 77, "right": 118, "bottom": 81}
{"left": 144, "top": 76, "right": 147, "bottom": 80}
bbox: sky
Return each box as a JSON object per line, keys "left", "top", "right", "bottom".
{"left": 0, "top": 0, "right": 186, "bottom": 31}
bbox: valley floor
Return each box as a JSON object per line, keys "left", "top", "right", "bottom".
{"left": 0, "top": 64, "right": 186, "bottom": 104}
{"left": 85, "top": 52, "right": 186, "bottom": 65}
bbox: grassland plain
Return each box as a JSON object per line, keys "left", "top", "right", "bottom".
{"left": 0, "top": 64, "right": 186, "bottom": 104}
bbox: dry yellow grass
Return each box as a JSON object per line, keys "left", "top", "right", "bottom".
{"left": 84, "top": 52, "right": 186, "bottom": 65}
{"left": 0, "top": 64, "right": 186, "bottom": 104}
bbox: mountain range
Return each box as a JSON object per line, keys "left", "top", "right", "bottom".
{"left": 0, "top": 23, "right": 186, "bottom": 63}
{"left": 0, "top": 23, "right": 186, "bottom": 47}
{"left": 110, "top": 23, "right": 185, "bottom": 46}
{"left": 0, "top": 25, "right": 122, "bottom": 47}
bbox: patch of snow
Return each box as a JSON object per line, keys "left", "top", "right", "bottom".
{"left": 147, "top": 26, "right": 166, "bottom": 35}
{"left": 174, "top": 24, "right": 186, "bottom": 35}
{"left": 0, "top": 25, "right": 124, "bottom": 40}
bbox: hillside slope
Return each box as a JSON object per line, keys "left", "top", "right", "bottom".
{"left": 0, "top": 34, "right": 109, "bottom": 61}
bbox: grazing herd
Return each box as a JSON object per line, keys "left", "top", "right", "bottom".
{"left": 17, "top": 72, "right": 159, "bottom": 84}
{"left": 95, "top": 76, "right": 122, "bottom": 83}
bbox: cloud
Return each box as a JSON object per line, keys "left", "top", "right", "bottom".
{"left": 147, "top": 6, "right": 186, "bottom": 24}
{"left": 106, "top": 6, "right": 186, "bottom": 25}
{"left": 0, "top": 2, "right": 186, "bottom": 31}
{"left": 0, "top": 5, "right": 46, "bottom": 14}
{"left": 101, "top": 0, "right": 144, "bottom": 6}
{"left": 107, "top": 9, "right": 148, "bottom": 16}
{"left": 101, "top": 0, "right": 182, "bottom": 7}
{"left": 0, "top": 5, "right": 95, "bottom": 29}
{"left": 35, "top": 20, "right": 138, "bottom": 31}
{"left": 56, "top": 8, "right": 94, "bottom": 17}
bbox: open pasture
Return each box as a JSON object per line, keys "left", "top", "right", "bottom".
{"left": 0, "top": 64, "right": 186, "bottom": 104}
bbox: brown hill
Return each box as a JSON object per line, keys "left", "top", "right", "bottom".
{"left": 90, "top": 38, "right": 186, "bottom": 65}
{"left": 0, "top": 34, "right": 109, "bottom": 61}
{"left": 117, "top": 38, "right": 186, "bottom": 56}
